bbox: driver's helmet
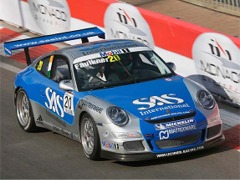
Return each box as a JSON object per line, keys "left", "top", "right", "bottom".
{"left": 113, "top": 53, "right": 133, "bottom": 75}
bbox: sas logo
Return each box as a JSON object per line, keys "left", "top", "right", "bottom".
{"left": 133, "top": 94, "right": 184, "bottom": 110}
{"left": 45, "top": 87, "right": 74, "bottom": 118}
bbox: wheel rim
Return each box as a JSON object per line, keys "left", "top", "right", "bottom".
{"left": 81, "top": 117, "right": 95, "bottom": 156}
{"left": 16, "top": 91, "right": 30, "bottom": 127}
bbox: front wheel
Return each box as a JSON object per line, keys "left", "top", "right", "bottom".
{"left": 80, "top": 113, "right": 100, "bottom": 160}
{"left": 15, "top": 89, "right": 38, "bottom": 132}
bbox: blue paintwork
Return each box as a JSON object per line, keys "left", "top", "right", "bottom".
{"left": 4, "top": 27, "right": 104, "bottom": 55}
{"left": 89, "top": 75, "right": 208, "bottom": 153}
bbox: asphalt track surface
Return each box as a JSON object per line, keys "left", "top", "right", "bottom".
{"left": 0, "top": 54, "right": 240, "bottom": 179}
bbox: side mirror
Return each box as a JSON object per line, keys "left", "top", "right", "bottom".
{"left": 59, "top": 80, "right": 74, "bottom": 91}
{"left": 167, "top": 62, "right": 176, "bottom": 71}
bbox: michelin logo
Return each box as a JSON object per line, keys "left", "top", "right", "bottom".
{"left": 155, "top": 118, "right": 196, "bottom": 130}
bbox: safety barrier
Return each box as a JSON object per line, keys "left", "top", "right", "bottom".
{"left": 181, "top": 0, "right": 240, "bottom": 16}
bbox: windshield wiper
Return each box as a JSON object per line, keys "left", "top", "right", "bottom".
{"left": 117, "top": 61, "right": 136, "bottom": 83}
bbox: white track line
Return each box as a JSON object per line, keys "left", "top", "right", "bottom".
{"left": 0, "top": 61, "right": 22, "bottom": 73}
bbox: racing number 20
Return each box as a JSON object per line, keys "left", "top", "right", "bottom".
{"left": 108, "top": 55, "right": 120, "bottom": 62}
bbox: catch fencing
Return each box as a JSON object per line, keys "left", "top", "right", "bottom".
{"left": 182, "top": 0, "right": 240, "bottom": 16}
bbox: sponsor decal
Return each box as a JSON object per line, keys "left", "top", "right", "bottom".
{"left": 133, "top": 93, "right": 190, "bottom": 116}
{"left": 36, "top": 115, "right": 44, "bottom": 125}
{"left": 45, "top": 87, "right": 64, "bottom": 117}
{"left": 165, "top": 78, "right": 172, "bottom": 81}
{"left": 81, "top": 42, "right": 139, "bottom": 56}
{"left": 155, "top": 118, "right": 196, "bottom": 130}
{"left": 104, "top": 2, "right": 154, "bottom": 49}
{"left": 158, "top": 125, "right": 197, "bottom": 140}
{"left": 46, "top": 110, "right": 67, "bottom": 127}
{"left": 156, "top": 118, "right": 197, "bottom": 140}
{"left": 75, "top": 57, "right": 108, "bottom": 69}
{"left": 75, "top": 55, "right": 121, "bottom": 69}
{"left": 52, "top": 125, "right": 76, "bottom": 139}
{"left": 37, "top": 60, "right": 44, "bottom": 71}
{"left": 99, "top": 50, "right": 123, "bottom": 57}
{"left": 209, "top": 114, "right": 220, "bottom": 123}
{"left": 156, "top": 146, "right": 204, "bottom": 158}
{"left": 78, "top": 99, "right": 103, "bottom": 114}
{"left": 149, "top": 110, "right": 192, "bottom": 120}
{"left": 29, "top": 0, "right": 70, "bottom": 34}
{"left": 193, "top": 33, "right": 240, "bottom": 105}
{"left": 159, "top": 130, "right": 169, "bottom": 140}
{"left": 102, "top": 140, "right": 119, "bottom": 150}
{"left": 11, "top": 31, "right": 97, "bottom": 49}
{"left": 36, "top": 115, "right": 43, "bottom": 122}
{"left": 44, "top": 87, "right": 74, "bottom": 118}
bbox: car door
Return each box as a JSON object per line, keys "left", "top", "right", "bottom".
{"left": 38, "top": 54, "right": 76, "bottom": 126}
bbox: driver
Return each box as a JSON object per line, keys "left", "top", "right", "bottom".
{"left": 108, "top": 53, "right": 133, "bottom": 81}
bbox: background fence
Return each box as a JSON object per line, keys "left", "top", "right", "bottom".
{"left": 181, "top": 0, "right": 240, "bottom": 16}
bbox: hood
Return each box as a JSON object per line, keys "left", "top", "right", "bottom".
{"left": 89, "top": 75, "right": 196, "bottom": 121}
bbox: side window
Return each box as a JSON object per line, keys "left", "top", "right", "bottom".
{"left": 36, "top": 56, "right": 51, "bottom": 77}
{"left": 51, "top": 56, "right": 71, "bottom": 83}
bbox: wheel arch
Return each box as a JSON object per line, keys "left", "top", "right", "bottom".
{"left": 14, "top": 86, "right": 22, "bottom": 105}
{"left": 78, "top": 111, "right": 87, "bottom": 140}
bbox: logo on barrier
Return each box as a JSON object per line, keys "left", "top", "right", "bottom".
{"left": 29, "top": 0, "right": 70, "bottom": 34}
{"left": 104, "top": 2, "right": 154, "bottom": 49}
{"left": 193, "top": 33, "right": 240, "bottom": 105}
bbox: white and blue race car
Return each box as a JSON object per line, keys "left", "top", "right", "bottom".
{"left": 4, "top": 27, "right": 224, "bottom": 161}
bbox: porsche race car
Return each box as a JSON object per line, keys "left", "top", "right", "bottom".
{"left": 4, "top": 27, "right": 225, "bottom": 161}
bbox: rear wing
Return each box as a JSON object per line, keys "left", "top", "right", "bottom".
{"left": 3, "top": 27, "right": 105, "bottom": 65}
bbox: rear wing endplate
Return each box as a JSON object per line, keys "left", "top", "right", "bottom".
{"left": 3, "top": 27, "right": 105, "bottom": 65}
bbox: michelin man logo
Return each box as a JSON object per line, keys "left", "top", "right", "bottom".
{"left": 29, "top": 0, "right": 70, "bottom": 34}
{"left": 192, "top": 33, "right": 240, "bottom": 105}
{"left": 104, "top": 2, "right": 155, "bottom": 49}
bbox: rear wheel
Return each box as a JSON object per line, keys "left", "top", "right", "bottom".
{"left": 16, "top": 89, "right": 37, "bottom": 132}
{"left": 80, "top": 113, "right": 100, "bottom": 160}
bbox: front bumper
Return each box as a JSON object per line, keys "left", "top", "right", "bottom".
{"left": 100, "top": 134, "right": 225, "bottom": 161}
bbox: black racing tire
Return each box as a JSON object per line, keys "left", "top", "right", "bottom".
{"left": 15, "top": 89, "right": 38, "bottom": 132}
{"left": 80, "top": 113, "right": 101, "bottom": 160}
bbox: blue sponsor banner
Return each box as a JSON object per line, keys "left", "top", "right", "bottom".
{"left": 4, "top": 27, "right": 105, "bottom": 55}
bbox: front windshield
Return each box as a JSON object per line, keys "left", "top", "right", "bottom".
{"left": 73, "top": 50, "right": 174, "bottom": 91}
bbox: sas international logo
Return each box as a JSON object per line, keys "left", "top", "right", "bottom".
{"left": 29, "top": 0, "right": 70, "bottom": 34}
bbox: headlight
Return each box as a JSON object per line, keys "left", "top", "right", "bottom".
{"left": 197, "top": 90, "right": 215, "bottom": 109}
{"left": 107, "top": 106, "right": 129, "bottom": 126}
